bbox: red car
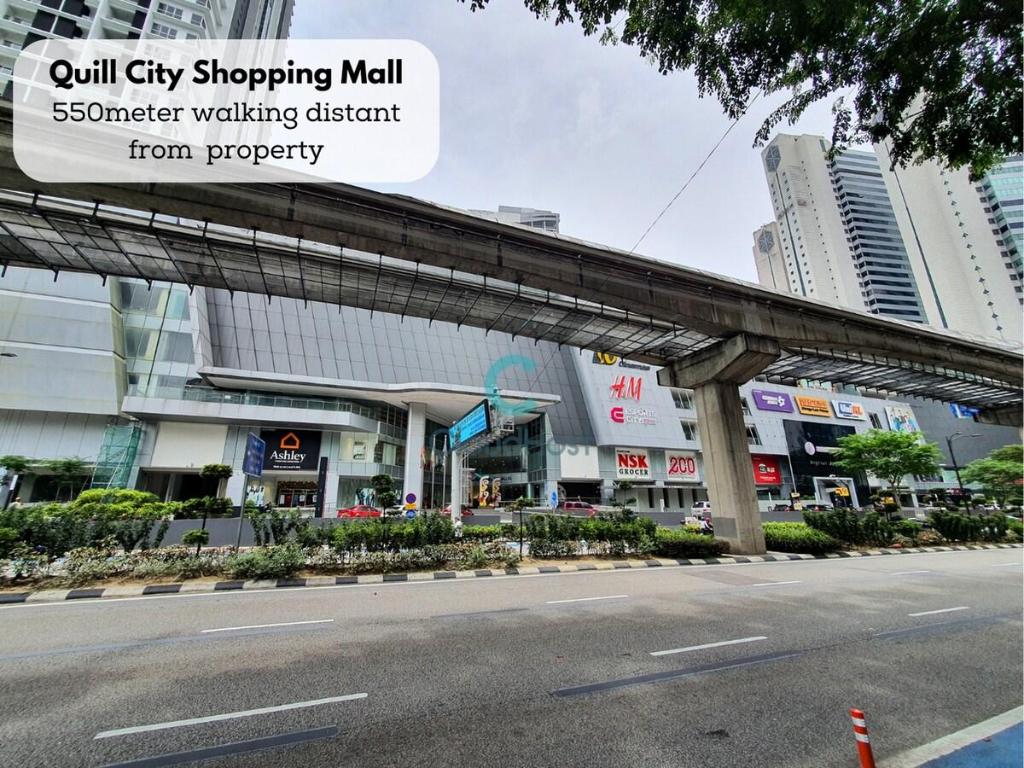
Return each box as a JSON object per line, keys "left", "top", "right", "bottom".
{"left": 441, "top": 505, "right": 474, "bottom": 517}
{"left": 337, "top": 504, "right": 381, "bottom": 519}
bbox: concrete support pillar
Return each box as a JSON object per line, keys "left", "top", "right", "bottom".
{"left": 692, "top": 381, "right": 765, "bottom": 553}
{"left": 659, "top": 333, "right": 780, "bottom": 555}
{"left": 450, "top": 449, "right": 462, "bottom": 524}
{"left": 402, "top": 402, "right": 427, "bottom": 510}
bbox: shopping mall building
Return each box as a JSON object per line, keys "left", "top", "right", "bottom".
{"left": 0, "top": 256, "right": 1018, "bottom": 515}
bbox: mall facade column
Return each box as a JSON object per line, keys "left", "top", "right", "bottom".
{"left": 658, "top": 334, "right": 780, "bottom": 554}
{"left": 402, "top": 402, "right": 427, "bottom": 509}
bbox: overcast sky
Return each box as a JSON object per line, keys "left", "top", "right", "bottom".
{"left": 292, "top": 0, "right": 845, "bottom": 282}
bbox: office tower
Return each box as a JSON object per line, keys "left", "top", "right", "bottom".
{"left": 977, "top": 155, "right": 1023, "bottom": 306}
{"left": 0, "top": 0, "right": 294, "bottom": 93}
{"left": 758, "top": 134, "right": 927, "bottom": 323}
{"left": 469, "top": 205, "right": 560, "bottom": 234}
{"left": 875, "top": 142, "right": 1022, "bottom": 342}
{"left": 752, "top": 221, "right": 791, "bottom": 292}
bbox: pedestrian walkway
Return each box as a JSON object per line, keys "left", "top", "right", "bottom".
{"left": 883, "top": 707, "right": 1022, "bottom": 768}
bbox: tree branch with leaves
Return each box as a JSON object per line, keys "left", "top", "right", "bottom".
{"left": 461, "top": 0, "right": 1021, "bottom": 177}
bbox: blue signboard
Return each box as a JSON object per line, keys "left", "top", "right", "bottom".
{"left": 242, "top": 433, "right": 266, "bottom": 478}
{"left": 449, "top": 400, "right": 491, "bottom": 450}
{"left": 950, "top": 403, "right": 979, "bottom": 420}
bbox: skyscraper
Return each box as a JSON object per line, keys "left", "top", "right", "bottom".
{"left": 976, "top": 155, "right": 1023, "bottom": 306}
{"left": 757, "top": 134, "right": 926, "bottom": 322}
{"left": 876, "top": 142, "right": 1022, "bottom": 342}
{"left": 0, "top": 0, "right": 294, "bottom": 92}
{"left": 469, "top": 205, "right": 560, "bottom": 234}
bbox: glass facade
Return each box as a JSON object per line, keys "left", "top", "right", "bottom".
{"left": 979, "top": 155, "right": 1023, "bottom": 304}
{"left": 831, "top": 150, "right": 926, "bottom": 322}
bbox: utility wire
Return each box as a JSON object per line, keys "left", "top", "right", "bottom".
{"left": 628, "top": 90, "right": 762, "bottom": 254}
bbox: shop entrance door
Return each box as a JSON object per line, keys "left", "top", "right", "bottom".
{"left": 813, "top": 476, "right": 858, "bottom": 508}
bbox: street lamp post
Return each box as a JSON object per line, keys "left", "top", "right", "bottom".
{"left": 945, "top": 432, "right": 981, "bottom": 510}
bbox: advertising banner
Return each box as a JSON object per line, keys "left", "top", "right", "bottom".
{"left": 242, "top": 432, "right": 266, "bottom": 477}
{"left": 885, "top": 404, "right": 920, "bottom": 434}
{"left": 795, "top": 395, "right": 831, "bottom": 417}
{"left": 665, "top": 451, "right": 699, "bottom": 481}
{"left": 751, "top": 455, "right": 782, "bottom": 485}
{"left": 261, "top": 429, "right": 321, "bottom": 471}
{"left": 832, "top": 400, "right": 867, "bottom": 421}
{"left": 783, "top": 420, "right": 867, "bottom": 501}
{"left": 615, "top": 448, "right": 651, "bottom": 480}
{"left": 751, "top": 389, "right": 794, "bottom": 413}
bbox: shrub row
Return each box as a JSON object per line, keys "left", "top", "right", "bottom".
{"left": 803, "top": 508, "right": 1018, "bottom": 547}
{"left": 653, "top": 528, "right": 730, "bottom": 558}
{"left": 0, "top": 492, "right": 178, "bottom": 558}
{"left": 762, "top": 522, "right": 839, "bottom": 555}
{"left": 927, "top": 510, "right": 1012, "bottom": 543}
{"left": 4, "top": 540, "right": 522, "bottom": 586}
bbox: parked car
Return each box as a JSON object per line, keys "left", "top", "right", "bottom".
{"left": 441, "top": 504, "right": 474, "bottom": 517}
{"left": 802, "top": 503, "right": 834, "bottom": 512}
{"left": 558, "top": 500, "right": 597, "bottom": 517}
{"left": 336, "top": 504, "right": 381, "bottom": 519}
{"left": 690, "top": 501, "right": 712, "bottom": 517}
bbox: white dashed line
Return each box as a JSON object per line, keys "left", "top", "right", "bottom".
{"left": 650, "top": 635, "right": 767, "bottom": 657}
{"left": 751, "top": 580, "right": 801, "bottom": 587}
{"left": 95, "top": 693, "right": 368, "bottom": 739}
{"left": 201, "top": 619, "right": 333, "bottom": 633}
{"left": 908, "top": 606, "right": 969, "bottom": 617}
{"left": 546, "top": 595, "right": 628, "bottom": 604}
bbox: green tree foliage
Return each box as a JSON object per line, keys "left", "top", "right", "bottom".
{"left": 0, "top": 455, "right": 31, "bottom": 475}
{"left": 44, "top": 457, "right": 90, "bottom": 502}
{"left": 370, "top": 473, "right": 399, "bottom": 510}
{"left": 961, "top": 445, "right": 1023, "bottom": 507}
{"left": 462, "top": 0, "right": 1021, "bottom": 177}
{"left": 833, "top": 429, "right": 941, "bottom": 497}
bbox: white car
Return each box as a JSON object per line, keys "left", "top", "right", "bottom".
{"left": 691, "top": 501, "right": 712, "bottom": 516}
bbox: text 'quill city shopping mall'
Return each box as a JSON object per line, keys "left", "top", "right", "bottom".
{"left": 0, "top": 204, "right": 1016, "bottom": 519}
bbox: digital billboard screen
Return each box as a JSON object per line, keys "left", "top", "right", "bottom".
{"left": 449, "top": 400, "right": 491, "bottom": 449}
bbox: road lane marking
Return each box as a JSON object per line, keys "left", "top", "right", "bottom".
{"left": 908, "top": 606, "right": 969, "bottom": 617}
{"left": 892, "top": 570, "right": 932, "bottom": 576}
{"left": 94, "top": 693, "right": 367, "bottom": 739}
{"left": 552, "top": 650, "right": 802, "bottom": 697}
{"left": 650, "top": 635, "right": 767, "bottom": 657}
{"left": 546, "top": 594, "right": 628, "bottom": 604}
{"left": 751, "top": 580, "right": 801, "bottom": 587}
{"left": 873, "top": 613, "right": 1013, "bottom": 639}
{"left": 201, "top": 619, "right": 333, "bottom": 633}
{"left": 98, "top": 726, "right": 338, "bottom": 768}
{"left": 991, "top": 562, "right": 1022, "bottom": 568}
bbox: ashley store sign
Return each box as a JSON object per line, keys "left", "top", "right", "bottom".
{"left": 262, "top": 429, "right": 321, "bottom": 471}
{"left": 615, "top": 448, "right": 651, "bottom": 480}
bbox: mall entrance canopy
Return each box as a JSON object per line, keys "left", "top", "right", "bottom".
{"left": 0, "top": 106, "right": 1019, "bottom": 552}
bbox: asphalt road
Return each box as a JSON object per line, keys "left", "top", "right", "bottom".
{"left": 0, "top": 549, "right": 1020, "bottom": 768}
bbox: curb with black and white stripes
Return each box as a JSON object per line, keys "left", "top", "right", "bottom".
{"left": 1, "top": 542, "right": 1019, "bottom": 605}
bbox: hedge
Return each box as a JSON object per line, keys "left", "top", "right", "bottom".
{"left": 653, "top": 528, "right": 730, "bottom": 558}
{"left": 762, "top": 522, "right": 839, "bottom": 555}
{"left": 331, "top": 515, "right": 455, "bottom": 553}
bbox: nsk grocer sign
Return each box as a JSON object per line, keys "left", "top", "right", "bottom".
{"left": 751, "top": 389, "right": 794, "bottom": 413}
{"left": 615, "top": 448, "right": 651, "bottom": 480}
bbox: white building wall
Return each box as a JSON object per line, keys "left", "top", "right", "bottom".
{"left": 760, "top": 135, "right": 864, "bottom": 309}
{"left": 875, "top": 141, "right": 1022, "bottom": 343}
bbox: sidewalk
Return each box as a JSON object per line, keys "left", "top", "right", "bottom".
{"left": 883, "top": 707, "right": 1023, "bottom": 768}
